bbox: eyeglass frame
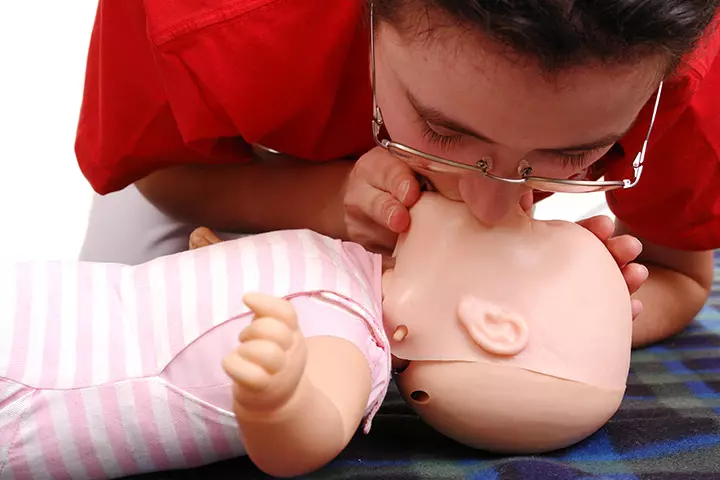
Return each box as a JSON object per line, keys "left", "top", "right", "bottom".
{"left": 368, "top": 1, "right": 664, "bottom": 193}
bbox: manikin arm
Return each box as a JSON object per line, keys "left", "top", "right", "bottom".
{"left": 192, "top": 227, "right": 381, "bottom": 476}
{"left": 223, "top": 293, "right": 372, "bottom": 478}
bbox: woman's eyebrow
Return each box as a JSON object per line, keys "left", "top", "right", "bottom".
{"left": 407, "top": 91, "right": 636, "bottom": 152}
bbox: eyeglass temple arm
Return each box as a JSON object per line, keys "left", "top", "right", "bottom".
{"left": 625, "top": 80, "right": 663, "bottom": 188}
{"left": 370, "top": 2, "right": 380, "bottom": 124}
{"left": 370, "top": 0, "right": 390, "bottom": 146}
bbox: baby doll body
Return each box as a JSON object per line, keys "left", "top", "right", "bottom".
{"left": 0, "top": 192, "right": 634, "bottom": 479}
{"left": 0, "top": 230, "right": 390, "bottom": 479}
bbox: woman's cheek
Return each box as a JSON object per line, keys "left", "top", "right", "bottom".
{"left": 387, "top": 122, "right": 426, "bottom": 149}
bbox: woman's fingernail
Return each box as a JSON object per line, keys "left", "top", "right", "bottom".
{"left": 386, "top": 206, "right": 397, "bottom": 227}
{"left": 399, "top": 181, "right": 411, "bottom": 202}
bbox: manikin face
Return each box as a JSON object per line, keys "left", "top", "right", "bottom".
{"left": 373, "top": 15, "right": 664, "bottom": 224}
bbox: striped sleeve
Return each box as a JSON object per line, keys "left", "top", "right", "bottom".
{"left": 0, "top": 259, "right": 245, "bottom": 479}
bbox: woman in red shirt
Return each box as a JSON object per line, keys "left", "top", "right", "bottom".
{"left": 75, "top": 0, "right": 719, "bottom": 347}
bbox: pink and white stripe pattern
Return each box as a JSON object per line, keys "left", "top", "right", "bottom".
{"left": 0, "top": 229, "right": 386, "bottom": 479}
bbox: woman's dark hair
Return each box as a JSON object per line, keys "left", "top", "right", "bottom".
{"left": 374, "top": 0, "right": 719, "bottom": 73}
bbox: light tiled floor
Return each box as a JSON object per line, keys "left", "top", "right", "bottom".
{"left": 0, "top": 0, "right": 612, "bottom": 262}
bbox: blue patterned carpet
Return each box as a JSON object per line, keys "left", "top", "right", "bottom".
{"left": 134, "top": 250, "right": 720, "bottom": 480}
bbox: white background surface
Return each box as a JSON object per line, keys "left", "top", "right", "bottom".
{"left": 0, "top": 0, "right": 97, "bottom": 262}
{"left": 0, "top": 0, "right": 612, "bottom": 263}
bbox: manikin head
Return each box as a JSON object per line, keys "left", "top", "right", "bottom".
{"left": 370, "top": 0, "right": 717, "bottom": 224}
{"left": 382, "top": 193, "right": 633, "bottom": 453}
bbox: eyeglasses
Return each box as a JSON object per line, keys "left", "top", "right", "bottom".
{"left": 368, "top": 2, "right": 663, "bottom": 194}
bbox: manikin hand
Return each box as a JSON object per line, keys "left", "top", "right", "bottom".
{"left": 222, "top": 293, "right": 308, "bottom": 414}
{"left": 189, "top": 227, "right": 222, "bottom": 250}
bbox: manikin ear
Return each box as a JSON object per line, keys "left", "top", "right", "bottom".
{"left": 457, "top": 295, "right": 530, "bottom": 356}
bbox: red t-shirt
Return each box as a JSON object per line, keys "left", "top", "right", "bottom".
{"left": 74, "top": 0, "right": 720, "bottom": 251}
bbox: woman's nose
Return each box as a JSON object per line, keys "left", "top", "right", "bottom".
{"left": 458, "top": 175, "right": 527, "bottom": 225}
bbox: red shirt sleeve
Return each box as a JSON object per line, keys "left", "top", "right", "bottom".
{"left": 75, "top": 0, "right": 251, "bottom": 195}
{"left": 75, "top": 0, "right": 372, "bottom": 195}
{"left": 605, "top": 26, "right": 720, "bottom": 251}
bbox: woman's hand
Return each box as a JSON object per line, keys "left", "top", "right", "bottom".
{"left": 342, "top": 147, "right": 421, "bottom": 256}
{"left": 576, "top": 215, "right": 649, "bottom": 319}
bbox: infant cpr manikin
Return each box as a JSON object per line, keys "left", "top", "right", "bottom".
{"left": 0, "top": 192, "right": 632, "bottom": 479}
{"left": 383, "top": 193, "right": 633, "bottom": 453}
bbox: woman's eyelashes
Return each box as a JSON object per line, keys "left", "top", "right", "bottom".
{"left": 555, "top": 151, "right": 592, "bottom": 169}
{"left": 420, "top": 122, "right": 462, "bottom": 150}
{"left": 418, "top": 118, "right": 601, "bottom": 171}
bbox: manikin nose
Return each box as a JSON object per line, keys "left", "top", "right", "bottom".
{"left": 458, "top": 174, "right": 527, "bottom": 225}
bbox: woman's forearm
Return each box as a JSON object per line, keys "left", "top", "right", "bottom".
{"left": 134, "top": 158, "right": 354, "bottom": 239}
{"left": 630, "top": 264, "right": 711, "bottom": 348}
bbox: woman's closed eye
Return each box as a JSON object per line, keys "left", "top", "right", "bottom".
{"left": 417, "top": 114, "right": 605, "bottom": 171}
{"left": 555, "top": 151, "right": 591, "bottom": 169}
{"left": 420, "top": 122, "right": 463, "bottom": 150}
{"left": 552, "top": 147, "right": 605, "bottom": 170}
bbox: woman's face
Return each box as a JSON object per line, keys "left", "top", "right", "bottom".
{"left": 373, "top": 21, "right": 663, "bottom": 224}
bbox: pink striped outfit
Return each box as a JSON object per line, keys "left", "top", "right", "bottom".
{"left": 0, "top": 230, "right": 391, "bottom": 479}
